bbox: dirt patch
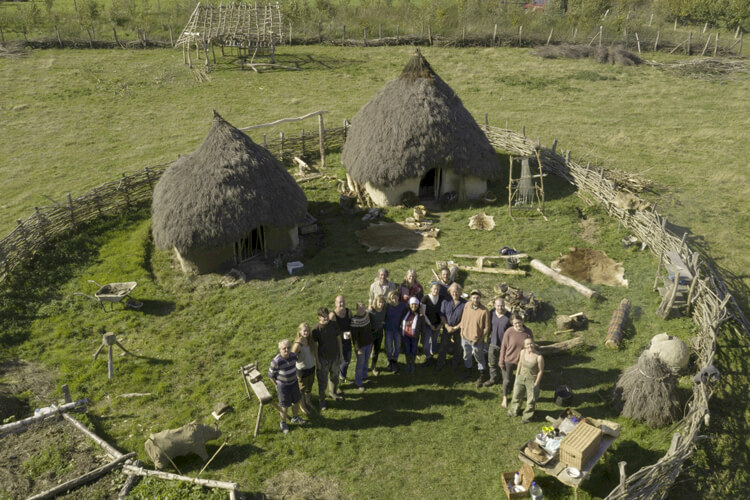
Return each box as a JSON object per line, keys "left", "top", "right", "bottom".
{"left": 264, "top": 469, "right": 347, "bottom": 500}
{"left": 0, "top": 418, "right": 125, "bottom": 498}
{"left": 579, "top": 217, "right": 600, "bottom": 244}
{"left": 0, "top": 360, "right": 58, "bottom": 421}
{"left": 356, "top": 222, "right": 440, "bottom": 252}
{"left": 552, "top": 248, "right": 628, "bottom": 287}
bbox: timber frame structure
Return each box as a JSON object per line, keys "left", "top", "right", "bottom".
{"left": 176, "top": 2, "right": 283, "bottom": 68}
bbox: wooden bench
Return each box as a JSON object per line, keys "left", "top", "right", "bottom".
{"left": 239, "top": 362, "right": 279, "bottom": 438}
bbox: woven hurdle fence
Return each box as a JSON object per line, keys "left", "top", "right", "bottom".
{"left": 0, "top": 125, "right": 348, "bottom": 285}
{"left": 483, "top": 124, "right": 748, "bottom": 499}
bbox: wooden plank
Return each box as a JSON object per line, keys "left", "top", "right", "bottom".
{"left": 453, "top": 253, "right": 529, "bottom": 260}
{"left": 457, "top": 265, "right": 526, "bottom": 276}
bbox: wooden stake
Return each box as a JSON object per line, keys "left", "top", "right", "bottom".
{"left": 493, "top": 24, "right": 497, "bottom": 44}
{"left": 654, "top": 31, "right": 660, "bottom": 51}
{"left": 318, "top": 114, "right": 326, "bottom": 169}
{"left": 27, "top": 452, "right": 136, "bottom": 500}
{"left": 714, "top": 32, "right": 719, "bottom": 56}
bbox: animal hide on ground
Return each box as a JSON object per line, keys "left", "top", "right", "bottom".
{"left": 145, "top": 421, "right": 222, "bottom": 469}
{"left": 468, "top": 212, "right": 495, "bottom": 231}
{"left": 356, "top": 222, "right": 439, "bottom": 253}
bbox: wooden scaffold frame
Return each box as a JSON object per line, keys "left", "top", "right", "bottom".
{"left": 508, "top": 149, "right": 547, "bottom": 221}
{"left": 176, "top": 2, "right": 283, "bottom": 69}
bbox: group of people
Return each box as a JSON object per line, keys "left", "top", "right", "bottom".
{"left": 268, "top": 267, "right": 545, "bottom": 434}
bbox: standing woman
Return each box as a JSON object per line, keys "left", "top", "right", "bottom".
{"left": 499, "top": 314, "right": 534, "bottom": 408}
{"left": 401, "top": 297, "right": 425, "bottom": 374}
{"left": 384, "top": 290, "right": 408, "bottom": 374}
{"left": 508, "top": 338, "right": 544, "bottom": 424}
{"left": 368, "top": 295, "right": 387, "bottom": 375}
{"left": 399, "top": 269, "right": 424, "bottom": 303}
{"left": 292, "top": 323, "right": 316, "bottom": 414}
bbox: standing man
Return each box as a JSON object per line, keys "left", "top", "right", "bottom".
{"left": 459, "top": 289, "right": 491, "bottom": 385}
{"left": 437, "top": 266, "right": 453, "bottom": 299}
{"left": 369, "top": 268, "right": 397, "bottom": 308}
{"left": 484, "top": 297, "right": 510, "bottom": 387}
{"left": 435, "top": 283, "right": 466, "bottom": 372}
{"left": 312, "top": 307, "right": 343, "bottom": 411}
{"left": 499, "top": 314, "right": 534, "bottom": 408}
{"left": 331, "top": 295, "right": 352, "bottom": 386}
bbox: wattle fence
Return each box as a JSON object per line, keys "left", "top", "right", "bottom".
{"left": 1, "top": 119, "right": 748, "bottom": 499}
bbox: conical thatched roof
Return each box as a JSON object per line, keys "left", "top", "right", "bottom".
{"left": 342, "top": 50, "right": 498, "bottom": 187}
{"left": 152, "top": 111, "right": 307, "bottom": 252}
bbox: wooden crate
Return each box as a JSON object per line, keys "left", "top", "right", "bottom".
{"left": 560, "top": 419, "right": 602, "bottom": 469}
{"left": 502, "top": 462, "right": 535, "bottom": 499}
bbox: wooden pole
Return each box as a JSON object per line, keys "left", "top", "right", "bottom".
{"left": 701, "top": 34, "right": 711, "bottom": 56}
{"left": 122, "top": 464, "right": 239, "bottom": 492}
{"left": 654, "top": 30, "right": 660, "bottom": 51}
{"left": 318, "top": 114, "right": 326, "bottom": 168}
{"left": 635, "top": 32, "right": 641, "bottom": 54}
{"left": 493, "top": 23, "right": 497, "bottom": 45}
{"left": 546, "top": 28, "right": 553, "bottom": 45}
{"left": 714, "top": 32, "right": 719, "bottom": 56}
{"left": 538, "top": 336, "right": 584, "bottom": 356}
{"left": 27, "top": 452, "right": 136, "bottom": 500}
{"left": 653, "top": 251, "right": 664, "bottom": 291}
{"left": 63, "top": 412, "right": 123, "bottom": 458}
{"left": 0, "top": 399, "right": 89, "bottom": 436}
{"left": 530, "top": 259, "right": 597, "bottom": 299}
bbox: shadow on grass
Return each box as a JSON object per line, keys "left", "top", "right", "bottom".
{"left": 0, "top": 209, "right": 150, "bottom": 350}
{"left": 137, "top": 299, "right": 177, "bottom": 316}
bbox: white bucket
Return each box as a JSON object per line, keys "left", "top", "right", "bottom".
{"left": 286, "top": 261, "right": 304, "bottom": 275}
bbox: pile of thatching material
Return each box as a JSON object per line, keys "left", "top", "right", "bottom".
{"left": 532, "top": 44, "right": 643, "bottom": 66}
{"left": 0, "top": 41, "right": 31, "bottom": 58}
{"left": 613, "top": 351, "right": 681, "bottom": 428}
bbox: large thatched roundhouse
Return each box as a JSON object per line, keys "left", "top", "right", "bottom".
{"left": 151, "top": 111, "right": 307, "bottom": 274}
{"left": 342, "top": 50, "right": 499, "bottom": 206}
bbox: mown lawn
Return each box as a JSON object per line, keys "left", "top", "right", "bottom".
{"left": 1, "top": 45, "right": 749, "bottom": 498}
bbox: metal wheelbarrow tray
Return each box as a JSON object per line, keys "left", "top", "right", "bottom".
{"left": 74, "top": 280, "right": 143, "bottom": 311}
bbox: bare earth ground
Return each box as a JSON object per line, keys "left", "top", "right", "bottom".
{"left": 0, "top": 360, "right": 132, "bottom": 499}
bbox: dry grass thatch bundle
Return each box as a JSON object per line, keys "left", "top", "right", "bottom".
{"left": 612, "top": 351, "right": 681, "bottom": 428}
{"left": 532, "top": 44, "right": 643, "bottom": 66}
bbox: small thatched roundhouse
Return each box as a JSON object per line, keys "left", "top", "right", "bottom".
{"left": 152, "top": 111, "right": 307, "bottom": 274}
{"left": 342, "top": 49, "right": 499, "bottom": 206}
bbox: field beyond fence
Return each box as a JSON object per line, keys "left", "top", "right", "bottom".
{"left": 1, "top": 116, "right": 748, "bottom": 498}
{"left": 0, "top": 1, "right": 746, "bottom": 57}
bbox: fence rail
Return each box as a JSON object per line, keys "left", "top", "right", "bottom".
{"left": 0, "top": 119, "right": 747, "bottom": 499}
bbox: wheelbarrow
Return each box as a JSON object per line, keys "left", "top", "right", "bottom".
{"left": 74, "top": 280, "right": 143, "bottom": 311}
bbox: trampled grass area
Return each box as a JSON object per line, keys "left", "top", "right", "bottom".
{"left": 1, "top": 45, "right": 749, "bottom": 498}
{"left": 3, "top": 172, "right": 691, "bottom": 499}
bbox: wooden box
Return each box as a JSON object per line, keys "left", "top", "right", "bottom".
{"left": 502, "top": 462, "right": 535, "bottom": 499}
{"left": 560, "top": 419, "right": 602, "bottom": 469}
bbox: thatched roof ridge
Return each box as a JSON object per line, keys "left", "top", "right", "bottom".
{"left": 152, "top": 111, "right": 307, "bottom": 252}
{"left": 342, "top": 50, "right": 498, "bottom": 187}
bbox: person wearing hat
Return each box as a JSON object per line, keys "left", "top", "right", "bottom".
{"left": 400, "top": 296, "right": 425, "bottom": 374}
{"left": 436, "top": 282, "right": 466, "bottom": 372}
{"left": 458, "top": 289, "right": 492, "bottom": 385}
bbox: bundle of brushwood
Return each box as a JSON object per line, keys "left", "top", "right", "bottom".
{"left": 613, "top": 351, "right": 681, "bottom": 428}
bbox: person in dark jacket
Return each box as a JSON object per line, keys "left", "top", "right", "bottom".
{"left": 351, "top": 302, "right": 374, "bottom": 392}
{"left": 421, "top": 282, "right": 444, "bottom": 366}
{"left": 401, "top": 296, "right": 425, "bottom": 375}
{"left": 384, "top": 290, "right": 408, "bottom": 374}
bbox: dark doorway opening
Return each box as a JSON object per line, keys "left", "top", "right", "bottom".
{"left": 235, "top": 226, "right": 265, "bottom": 263}
{"left": 419, "top": 168, "right": 438, "bottom": 199}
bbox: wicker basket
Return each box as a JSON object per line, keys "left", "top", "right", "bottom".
{"left": 502, "top": 462, "right": 535, "bottom": 499}
{"left": 560, "top": 419, "right": 603, "bottom": 469}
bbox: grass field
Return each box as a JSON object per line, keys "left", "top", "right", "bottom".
{"left": 1, "top": 45, "right": 749, "bottom": 498}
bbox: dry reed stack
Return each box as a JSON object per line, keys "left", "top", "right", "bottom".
{"left": 613, "top": 351, "right": 681, "bottom": 428}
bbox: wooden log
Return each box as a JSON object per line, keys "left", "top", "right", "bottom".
{"left": 537, "top": 336, "right": 584, "bottom": 355}
{"left": 27, "top": 452, "right": 136, "bottom": 500}
{"left": 453, "top": 253, "right": 528, "bottom": 260}
{"left": 529, "top": 259, "right": 596, "bottom": 298}
{"left": 0, "top": 399, "right": 88, "bottom": 436}
{"left": 118, "top": 460, "right": 141, "bottom": 499}
{"left": 457, "top": 265, "right": 526, "bottom": 276}
{"left": 605, "top": 298, "right": 631, "bottom": 349}
{"left": 63, "top": 412, "right": 123, "bottom": 458}
{"left": 122, "top": 464, "right": 239, "bottom": 492}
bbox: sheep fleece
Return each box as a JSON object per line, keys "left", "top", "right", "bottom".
{"left": 145, "top": 422, "right": 221, "bottom": 469}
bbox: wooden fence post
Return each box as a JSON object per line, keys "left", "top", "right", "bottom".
{"left": 280, "top": 131, "right": 285, "bottom": 159}
{"left": 714, "top": 32, "right": 719, "bottom": 56}
{"left": 363, "top": 27, "right": 367, "bottom": 47}
{"left": 428, "top": 24, "right": 432, "bottom": 45}
{"left": 518, "top": 25, "right": 523, "bottom": 45}
{"left": 342, "top": 25, "right": 346, "bottom": 42}
{"left": 318, "top": 114, "right": 326, "bottom": 169}
{"left": 493, "top": 24, "right": 497, "bottom": 45}
{"left": 301, "top": 129, "right": 306, "bottom": 156}
{"left": 67, "top": 193, "right": 76, "bottom": 228}
{"left": 599, "top": 26, "right": 603, "bottom": 48}
{"left": 396, "top": 24, "right": 400, "bottom": 43}
{"left": 547, "top": 28, "right": 554, "bottom": 45}
{"left": 654, "top": 30, "right": 660, "bottom": 51}
{"left": 144, "top": 167, "right": 153, "bottom": 190}
{"left": 687, "top": 31, "right": 692, "bottom": 55}
{"left": 121, "top": 173, "right": 130, "bottom": 212}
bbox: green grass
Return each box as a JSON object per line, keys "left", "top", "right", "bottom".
{"left": 1, "top": 45, "right": 749, "bottom": 498}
